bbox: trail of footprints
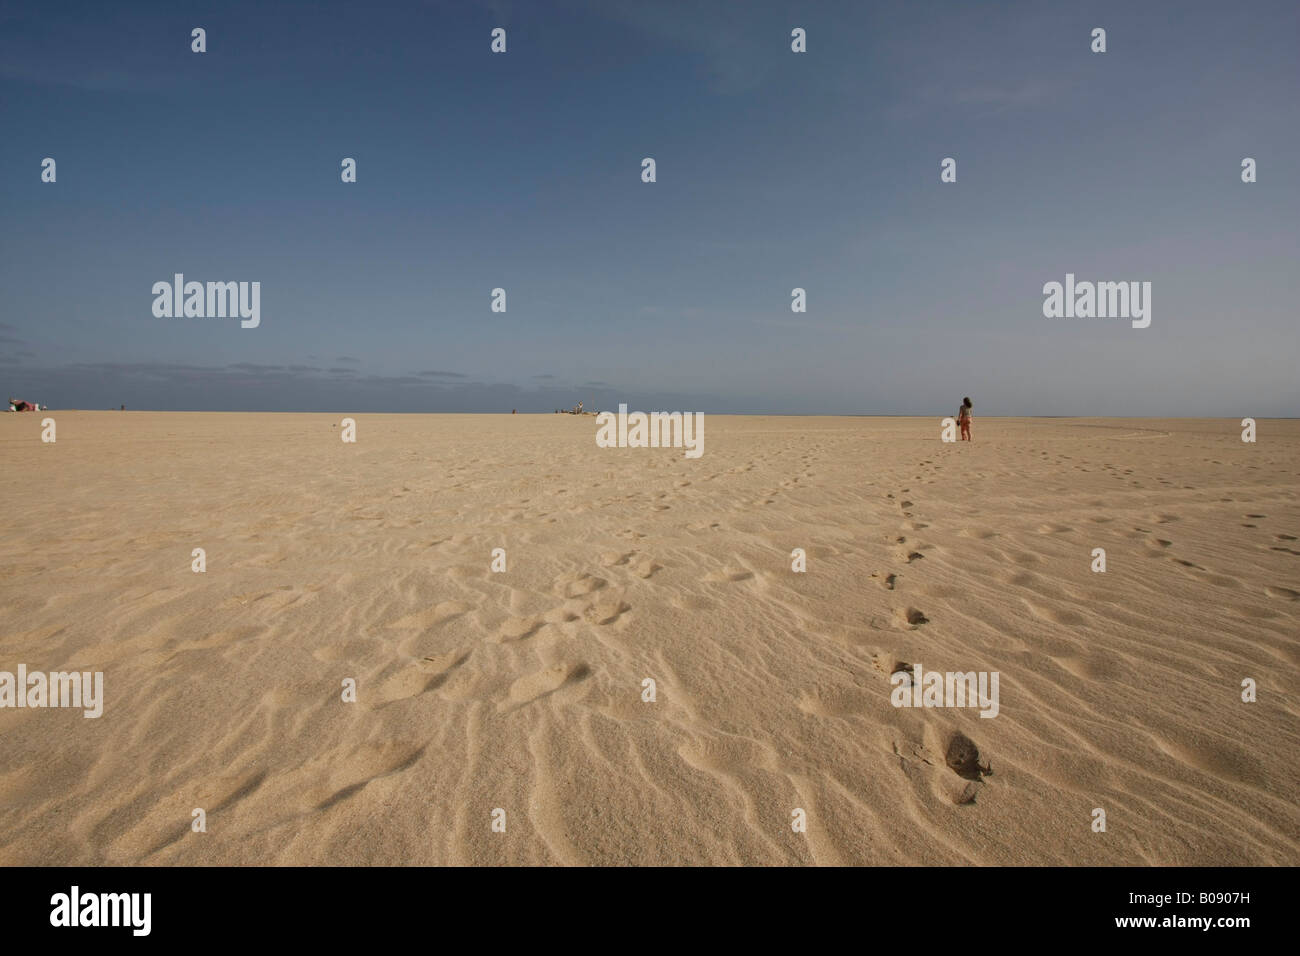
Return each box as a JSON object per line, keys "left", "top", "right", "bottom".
{"left": 1129, "top": 509, "right": 1300, "bottom": 599}
{"left": 866, "top": 482, "right": 993, "bottom": 800}
{"left": 876, "top": 485, "right": 933, "bottom": 631}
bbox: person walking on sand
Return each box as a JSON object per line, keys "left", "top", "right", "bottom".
{"left": 958, "top": 397, "right": 972, "bottom": 441}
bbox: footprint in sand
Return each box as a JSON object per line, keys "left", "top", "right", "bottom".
{"left": 632, "top": 559, "right": 662, "bottom": 579}
{"left": 504, "top": 663, "right": 590, "bottom": 709}
{"left": 945, "top": 732, "right": 992, "bottom": 781}
{"left": 895, "top": 606, "right": 929, "bottom": 627}
{"left": 557, "top": 574, "right": 606, "bottom": 598}
{"left": 584, "top": 599, "right": 631, "bottom": 625}
{"left": 889, "top": 660, "right": 913, "bottom": 678}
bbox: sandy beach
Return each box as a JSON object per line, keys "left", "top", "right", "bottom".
{"left": 0, "top": 412, "right": 1296, "bottom": 865}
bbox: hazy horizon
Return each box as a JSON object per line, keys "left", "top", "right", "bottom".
{"left": 16, "top": 409, "right": 1298, "bottom": 422}
{"left": 2, "top": 0, "right": 1297, "bottom": 417}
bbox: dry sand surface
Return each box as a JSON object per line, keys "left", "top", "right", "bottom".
{"left": 1, "top": 412, "right": 1297, "bottom": 865}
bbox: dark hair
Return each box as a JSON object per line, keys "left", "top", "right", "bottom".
{"left": 963, "top": 397, "right": 972, "bottom": 407}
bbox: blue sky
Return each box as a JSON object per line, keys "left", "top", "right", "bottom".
{"left": 1, "top": 0, "right": 1297, "bottom": 414}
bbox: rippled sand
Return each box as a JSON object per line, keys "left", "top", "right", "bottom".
{"left": 1, "top": 412, "right": 1296, "bottom": 864}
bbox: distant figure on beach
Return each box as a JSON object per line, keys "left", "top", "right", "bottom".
{"left": 959, "top": 397, "right": 972, "bottom": 441}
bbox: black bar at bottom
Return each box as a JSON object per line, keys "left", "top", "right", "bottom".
{"left": 0, "top": 865, "right": 1282, "bottom": 942}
